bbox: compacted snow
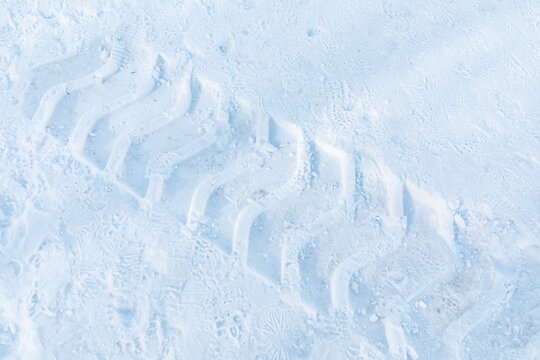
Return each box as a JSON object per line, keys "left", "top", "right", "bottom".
{"left": 1, "top": 0, "right": 539, "bottom": 359}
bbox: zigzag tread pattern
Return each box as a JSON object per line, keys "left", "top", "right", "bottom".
{"left": 23, "top": 28, "right": 530, "bottom": 359}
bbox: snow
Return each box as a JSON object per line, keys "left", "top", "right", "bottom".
{"left": 1, "top": 0, "right": 539, "bottom": 359}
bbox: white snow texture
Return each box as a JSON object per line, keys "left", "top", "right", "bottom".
{"left": 0, "top": 0, "right": 539, "bottom": 359}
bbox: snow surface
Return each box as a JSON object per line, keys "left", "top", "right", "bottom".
{"left": 1, "top": 0, "right": 539, "bottom": 359}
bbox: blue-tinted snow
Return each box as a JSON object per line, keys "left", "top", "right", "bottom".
{"left": 0, "top": 1, "right": 539, "bottom": 359}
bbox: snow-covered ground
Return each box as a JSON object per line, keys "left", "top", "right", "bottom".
{"left": 1, "top": 0, "right": 539, "bottom": 359}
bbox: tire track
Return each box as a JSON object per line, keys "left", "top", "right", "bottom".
{"left": 30, "top": 24, "right": 139, "bottom": 144}
{"left": 24, "top": 24, "right": 525, "bottom": 359}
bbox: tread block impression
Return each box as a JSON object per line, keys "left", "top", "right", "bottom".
{"left": 241, "top": 139, "right": 354, "bottom": 292}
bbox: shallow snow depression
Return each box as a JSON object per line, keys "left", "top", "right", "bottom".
{"left": 1, "top": 0, "right": 539, "bottom": 359}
